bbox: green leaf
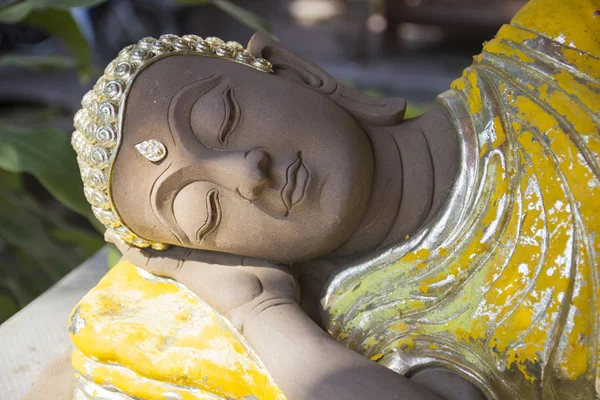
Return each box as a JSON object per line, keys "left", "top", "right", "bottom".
{"left": 0, "top": 105, "right": 62, "bottom": 131}
{"left": 27, "top": 0, "right": 107, "bottom": 9}
{"left": 405, "top": 103, "right": 431, "bottom": 119}
{"left": 173, "top": 0, "right": 212, "bottom": 4}
{"left": 213, "top": 0, "right": 272, "bottom": 33}
{"left": 172, "top": 0, "right": 272, "bottom": 33}
{"left": 49, "top": 224, "right": 103, "bottom": 258}
{"left": 24, "top": 8, "right": 92, "bottom": 80}
{"left": 0, "top": 1, "right": 35, "bottom": 23}
{"left": 0, "top": 291, "right": 20, "bottom": 322}
{"left": 0, "top": 275, "right": 33, "bottom": 310}
{"left": 0, "top": 54, "right": 77, "bottom": 73}
{"left": 363, "top": 88, "right": 384, "bottom": 98}
{"left": 0, "top": 126, "right": 91, "bottom": 218}
{"left": 107, "top": 243, "right": 121, "bottom": 268}
{"left": 9, "top": 249, "right": 49, "bottom": 304}
{"left": 0, "top": 170, "right": 22, "bottom": 193}
{"left": 0, "top": 192, "right": 81, "bottom": 280}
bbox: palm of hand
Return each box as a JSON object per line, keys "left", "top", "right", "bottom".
{"left": 107, "top": 233, "right": 299, "bottom": 331}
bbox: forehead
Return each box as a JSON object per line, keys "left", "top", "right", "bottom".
{"left": 137, "top": 54, "right": 271, "bottom": 89}
{"left": 121, "top": 54, "right": 273, "bottom": 151}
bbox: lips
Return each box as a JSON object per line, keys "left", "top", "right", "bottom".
{"left": 281, "top": 152, "right": 309, "bottom": 215}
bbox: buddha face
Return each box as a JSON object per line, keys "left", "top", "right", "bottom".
{"left": 113, "top": 55, "right": 374, "bottom": 262}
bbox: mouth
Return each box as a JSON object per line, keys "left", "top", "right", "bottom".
{"left": 281, "top": 152, "right": 309, "bottom": 215}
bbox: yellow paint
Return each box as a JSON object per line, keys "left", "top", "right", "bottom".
{"left": 325, "top": 1, "right": 599, "bottom": 398}
{"left": 451, "top": 69, "right": 483, "bottom": 115}
{"left": 402, "top": 248, "right": 431, "bottom": 262}
{"left": 370, "top": 353, "right": 384, "bottom": 362}
{"left": 69, "top": 260, "right": 286, "bottom": 400}
{"left": 511, "top": 0, "right": 600, "bottom": 56}
{"left": 481, "top": 35, "right": 535, "bottom": 64}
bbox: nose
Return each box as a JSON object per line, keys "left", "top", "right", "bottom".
{"left": 202, "top": 148, "right": 271, "bottom": 201}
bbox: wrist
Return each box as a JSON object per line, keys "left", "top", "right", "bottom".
{"left": 230, "top": 292, "right": 297, "bottom": 334}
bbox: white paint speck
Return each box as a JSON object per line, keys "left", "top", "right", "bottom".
{"left": 518, "top": 263, "right": 529, "bottom": 275}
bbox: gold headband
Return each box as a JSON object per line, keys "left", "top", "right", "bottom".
{"left": 71, "top": 34, "right": 273, "bottom": 249}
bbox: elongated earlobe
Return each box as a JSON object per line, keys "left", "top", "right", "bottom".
{"left": 248, "top": 32, "right": 406, "bottom": 127}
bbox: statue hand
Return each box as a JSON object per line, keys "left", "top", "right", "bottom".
{"left": 105, "top": 233, "right": 300, "bottom": 332}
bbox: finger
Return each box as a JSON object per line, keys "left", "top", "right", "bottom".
{"left": 104, "top": 231, "right": 131, "bottom": 254}
{"left": 121, "top": 246, "right": 155, "bottom": 268}
{"left": 104, "top": 231, "right": 151, "bottom": 266}
{"left": 143, "top": 247, "right": 188, "bottom": 277}
{"left": 143, "top": 248, "right": 232, "bottom": 281}
{"left": 140, "top": 249, "right": 263, "bottom": 314}
{"left": 186, "top": 249, "right": 244, "bottom": 267}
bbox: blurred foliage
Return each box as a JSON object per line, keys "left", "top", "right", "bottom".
{"left": 0, "top": 105, "right": 104, "bottom": 323}
{"left": 174, "top": 0, "right": 272, "bottom": 34}
{"left": 25, "top": 7, "right": 94, "bottom": 80}
{"left": 0, "top": 54, "right": 76, "bottom": 72}
{"left": 0, "top": 122, "right": 92, "bottom": 217}
{"left": 0, "top": 0, "right": 271, "bottom": 324}
{"left": 405, "top": 103, "right": 430, "bottom": 119}
{"left": 0, "top": 0, "right": 96, "bottom": 79}
{"left": 349, "top": 85, "right": 430, "bottom": 119}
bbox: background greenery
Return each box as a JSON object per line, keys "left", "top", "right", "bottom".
{"left": 0, "top": 0, "right": 272, "bottom": 324}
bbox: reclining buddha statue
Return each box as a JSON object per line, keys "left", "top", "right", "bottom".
{"left": 25, "top": 0, "right": 599, "bottom": 398}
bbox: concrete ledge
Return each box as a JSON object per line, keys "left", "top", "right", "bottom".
{"left": 0, "top": 248, "right": 108, "bottom": 400}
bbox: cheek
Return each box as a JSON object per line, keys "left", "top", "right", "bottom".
{"left": 172, "top": 183, "right": 286, "bottom": 256}
{"left": 305, "top": 120, "right": 373, "bottom": 218}
{"left": 211, "top": 195, "right": 281, "bottom": 250}
{"left": 215, "top": 192, "right": 357, "bottom": 262}
{"left": 173, "top": 185, "right": 357, "bottom": 262}
{"left": 203, "top": 194, "right": 328, "bottom": 261}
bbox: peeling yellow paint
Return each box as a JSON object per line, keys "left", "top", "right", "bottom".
{"left": 511, "top": 0, "right": 600, "bottom": 56}
{"left": 69, "top": 261, "right": 286, "bottom": 400}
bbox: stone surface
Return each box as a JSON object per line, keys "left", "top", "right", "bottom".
{"left": 0, "top": 248, "right": 107, "bottom": 400}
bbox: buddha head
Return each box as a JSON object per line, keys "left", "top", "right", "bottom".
{"left": 73, "top": 33, "right": 406, "bottom": 263}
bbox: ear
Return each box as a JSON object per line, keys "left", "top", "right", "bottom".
{"left": 248, "top": 32, "right": 406, "bottom": 127}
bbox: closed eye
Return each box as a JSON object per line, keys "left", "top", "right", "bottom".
{"left": 218, "top": 86, "right": 241, "bottom": 146}
{"left": 196, "top": 189, "right": 222, "bottom": 241}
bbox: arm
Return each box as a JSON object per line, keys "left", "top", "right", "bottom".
{"left": 243, "top": 301, "right": 441, "bottom": 400}
{"left": 109, "top": 238, "right": 482, "bottom": 400}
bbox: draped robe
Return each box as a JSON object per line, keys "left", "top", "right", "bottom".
{"left": 324, "top": 1, "right": 600, "bottom": 398}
